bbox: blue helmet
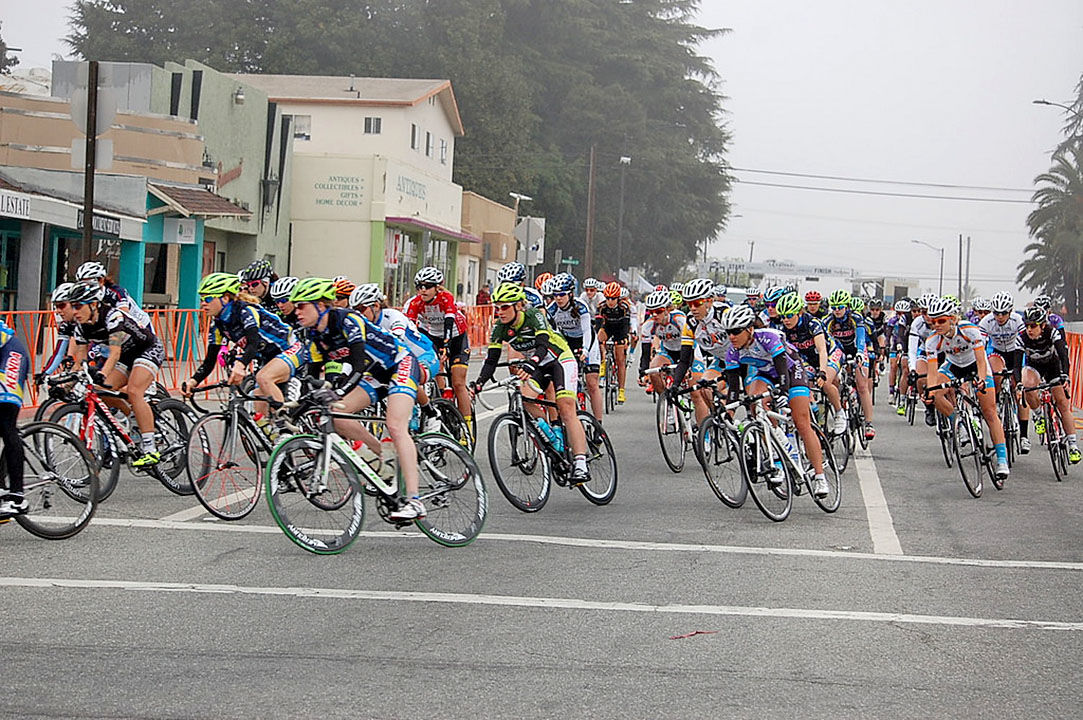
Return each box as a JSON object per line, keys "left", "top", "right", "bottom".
{"left": 554, "top": 273, "right": 576, "bottom": 293}
{"left": 497, "top": 262, "right": 526, "bottom": 284}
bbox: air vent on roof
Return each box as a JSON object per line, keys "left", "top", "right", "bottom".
{"left": 348, "top": 75, "right": 355, "bottom": 92}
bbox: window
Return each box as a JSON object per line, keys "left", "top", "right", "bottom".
{"left": 425, "top": 131, "right": 433, "bottom": 157}
{"left": 292, "top": 115, "right": 311, "bottom": 141}
{"left": 440, "top": 139, "right": 448, "bottom": 165}
{"left": 411, "top": 123, "right": 419, "bottom": 150}
{"left": 364, "top": 116, "right": 382, "bottom": 134}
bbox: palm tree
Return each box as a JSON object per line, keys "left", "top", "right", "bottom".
{"left": 1019, "top": 142, "right": 1083, "bottom": 319}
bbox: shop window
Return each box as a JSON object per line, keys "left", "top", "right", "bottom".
{"left": 0, "top": 232, "right": 18, "bottom": 310}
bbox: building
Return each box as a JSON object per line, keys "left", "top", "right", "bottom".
{"left": 460, "top": 191, "right": 516, "bottom": 299}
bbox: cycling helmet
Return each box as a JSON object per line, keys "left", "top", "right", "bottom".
{"left": 534, "top": 272, "right": 553, "bottom": 291}
{"left": 583, "top": 277, "right": 601, "bottom": 290}
{"left": 654, "top": 284, "right": 668, "bottom": 291}
{"left": 68, "top": 280, "right": 106, "bottom": 304}
{"left": 926, "top": 296, "right": 956, "bottom": 318}
{"left": 776, "top": 292, "right": 804, "bottom": 317}
{"left": 763, "top": 285, "right": 787, "bottom": 303}
{"left": 492, "top": 282, "right": 526, "bottom": 304}
{"left": 541, "top": 278, "right": 558, "bottom": 296}
{"left": 289, "top": 277, "right": 336, "bottom": 304}
{"left": 238, "top": 258, "right": 273, "bottom": 283}
{"left": 868, "top": 298, "right": 883, "bottom": 309}
{"left": 644, "top": 290, "right": 671, "bottom": 310}
{"left": 972, "top": 297, "right": 991, "bottom": 312}
{"left": 713, "top": 284, "right": 728, "bottom": 297}
{"left": 671, "top": 282, "right": 685, "bottom": 295}
{"left": 620, "top": 286, "right": 629, "bottom": 299}
{"left": 828, "top": 289, "right": 851, "bottom": 307}
{"left": 554, "top": 273, "right": 576, "bottom": 293}
{"left": 414, "top": 266, "right": 444, "bottom": 286}
{"left": 724, "top": 304, "right": 757, "bottom": 331}
{"left": 1033, "top": 294, "right": 1053, "bottom": 311}
{"left": 198, "top": 272, "right": 241, "bottom": 296}
{"left": 804, "top": 290, "right": 822, "bottom": 303}
{"left": 269, "top": 276, "right": 299, "bottom": 301}
{"left": 941, "top": 293, "right": 959, "bottom": 307}
{"left": 918, "top": 293, "right": 937, "bottom": 310}
{"left": 682, "top": 278, "right": 714, "bottom": 301}
{"left": 1023, "top": 306, "right": 1047, "bottom": 324}
{"left": 849, "top": 296, "right": 866, "bottom": 314}
{"left": 497, "top": 262, "right": 526, "bottom": 284}
{"left": 990, "top": 292, "right": 1014, "bottom": 313}
{"left": 670, "top": 290, "right": 684, "bottom": 307}
{"left": 893, "top": 299, "right": 911, "bottom": 313}
{"left": 349, "top": 283, "right": 383, "bottom": 308}
{"left": 75, "top": 261, "right": 107, "bottom": 281}
{"left": 333, "top": 278, "right": 357, "bottom": 299}
{"left": 51, "top": 282, "right": 75, "bottom": 303}
{"left": 603, "top": 281, "right": 622, "bottom": 299}
{"left": 746, "top": 286, "right": 761, "bottom": 298}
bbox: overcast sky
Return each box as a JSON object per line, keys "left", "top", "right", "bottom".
{"left": 5, "top": 0, "right": 1082, "bottom": 299}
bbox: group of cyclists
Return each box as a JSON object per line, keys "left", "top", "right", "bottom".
{"left": 0, "top": 253, "right": 1078, "bottom": 522}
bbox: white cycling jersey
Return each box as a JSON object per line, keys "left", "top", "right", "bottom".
{"left": 907, "top": 315, "right": 933, "bottom": 366}
{"left": 978, "top": 312, "right": 1023, "bottom": 353}
{"left": 924, "top": 321, "right": 985, "bottom": 368}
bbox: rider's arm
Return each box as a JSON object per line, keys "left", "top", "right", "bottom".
{"left": 813, "top": 333, "right": 829, "bottom": 374}
{"left": 772, "top": 354, "right": 791, "bottom": 395}
{"left": 670, "top": 344, "right": 695, "bottom": 388}
{"left": 1054, "top": 331, "right": 1070, "bottom": 374}
{"left": 40, "top": 336, "right": 71, "bottom": 376}
{"left": 191, "top": 343, "right": 224, "bottom": 384}
{"left": 475, "top": 346, "right": 503, "bottom": 386}
{"left": 236, "top": 325, "right": 265, "bottom": 367}
{"left": 908, "top": 327, "right": 920, "bottom": 367}
{"left": 1010, "top": 348, "right": 1024, "bottom": 384}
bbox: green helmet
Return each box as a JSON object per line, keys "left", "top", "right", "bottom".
{"left": 670, "top": 290, "right": 684, "bottom": 307}
{"left": 776, "top": 292, "right": 804, "bottom": 317}
{"left": 828, "top": 289, "right": 852, "bottom": 308}
{"left": 849, "top": 296, "right": 865, "bottom": 314}
{"left": 290, "top": 277, "right": 336, "bottom": 303}
{"left": 198, "top": 272, "right": 240, "bottom": 296}
{"left": 492, "top": 281, "right": 526, "bottom": 304}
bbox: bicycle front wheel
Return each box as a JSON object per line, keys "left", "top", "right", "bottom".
{"left": 265, "top": 435, "right": 364, "bottom": 555}
{"left": 148, "top": 398, "right": 198, "bottom": 495}
{"left": 428, "top": 398, "right": 474, "bottom": 453}
{"left": 576, "top": 412, "right": 618, "bottom": 505}
{"left": 937, "top": 413, "right": 954, "bottom": 469}
{"left": 413, "top": 433, "right": 487, "bottom": 546}
{"left": 1049, "top": 412, "right": 1068, "bottom": 482}
{"left": 656, "top": 395, "right": 686, "bottom": 473}
{"left": 187, "top": 412, "right": 263, "bottom": 520}
{"left": 487, "top": 413, "right": 551, "bottom": 512}
{"left": 49, "top": 403, "right": 121, "bottom": 501}
{"left": 697, "top": 417, "right": 746, "bottom": 508}
{"left": 823, "top": 404, "right": 850, "bottom": 475}
{"left": 809, "top": 424, "right": 842, "bottom": 513}
{"left": 741, "top": 423, "right": 792, "bottom": 522}
{"left": 953, "top": 415, "right": 983, "bottom": 498}
{"left": 10, "top": 422, "right": 99, "bottom": 539}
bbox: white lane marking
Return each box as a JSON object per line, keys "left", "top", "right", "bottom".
{"left": 1, "top": 576, "right": 1078, "bottom": 631}
{"left": 159, "top": 505, "right": 211, "bottom": 522}
{"left": 854, "top": 446, "right": 904, "bottom": 555}
{"left": 474, "top": 407, "right": 500, "bottom": 421}
{"left": 83, "top": 518, "right": 1083, "bottom": 572}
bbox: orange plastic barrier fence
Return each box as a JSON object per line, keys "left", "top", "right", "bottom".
{"left": 1067, "top": 331, "right": 1083, "bottom": 411}
{"left": 465, "top": 305, "right": 494, "bottom": 354}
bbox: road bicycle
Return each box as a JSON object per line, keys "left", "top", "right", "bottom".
{"left": 993, "top": 369, "right": 1022, "bottom": 467}
{"left": 927, "top": 377, "right": 1002, "bottom": 498}
{"left": 1025, "top": 376, "right": 1072, "bottom": 482}
{"left": 602, "top": 340, "right": 619, "bottom": 414}
{"left": 265, "top": 385, "right": 487, "bottom": 554}
{"left": 484, "top": 363, "right": 617, "bottom": 511}
{"left": 644, "top": 364, "right": 696, "bottom": 473}
{"left": 47, "top": 369, "right": 197, "bottom": 499}
{"left": 0, "top": 421, "right": 98, "bottom": 539}
{"left": 421, "top": 371, "right": 474, "bottom": 452}
{"left": 682, "top": 377, "right": 747, "bottom": 508}
{"left": 903, "top": 370, "right": 920, "bottom": 426}
{"left": 838, "top": 357, "right": 869, "bottom": 452}
{"left": 810, "top": 383, "right": 849, "bottom": 475}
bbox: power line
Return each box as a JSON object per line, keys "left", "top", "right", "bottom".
{"left": 736, "top": 179, "right": 1036, "bottom": 204}
{"left": 735, "top": 206, "right": 1029, "bottom": 235}
{"left": 732, "top": 166, "right": 1033, "bottom": 193}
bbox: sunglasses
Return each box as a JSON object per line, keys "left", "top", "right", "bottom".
{"left": 687, "top": 298, "right": 709, "bottom": 308}
{"left": 650, "top": 308, "right": 668, "bottom": 315}
{"left": 416, "top": 282, "right": 438, "bottom": 290}
{"left": 831, "top": 305, "right": 848, "bottom": 310}
{"left": 200, "top": 295, "right": 219, "bottom": 304}
{"left": 243, "top": 280, "right": 263, "bottom": 289}
{"left": 779, "top": 312, "right": 800, "bottom": 319}
{"left": 294, "top": 301, "right": 312, "bottom": 310}
{"left": 552, "top": 291, "right": 569, "bottom": 298}
{"left": 1025, "top": 322, "right": 1042, "bottom": 329}
{"left": 72, "top": 301, "right": 89, "bottom": 309}
{"left": 931, "top": 317, "right": 953, "bottom": 326}
{"left": 726, "top": 328, "right": 747, "bottom": 336}
{"left": 994, "top": 311, "right": 1011, "bottom": 317}
{"left": 53, "top": 302, "right": 69, "bottom": 310}
{"left": 274, "top": 297, "right": 290, "bottom": 304}
{"left": 495, "top": 303, "right": 517, "bottom": 311}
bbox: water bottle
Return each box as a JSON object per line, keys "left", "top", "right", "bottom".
{"left": 553, "top": 425, "right": 565, "bottom": 453}
{"left": 535, "top": 418, "right": 561, "bottom": 450}
{"left": 408, "top": 406, "right": 420, "bottom": 434}
{"left": 785, "top": 431, "right": 800, "bottom": 465}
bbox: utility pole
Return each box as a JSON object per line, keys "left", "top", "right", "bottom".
{"left": 964, "top": 235, "right": 971, "bottom": 302}
{"left": 957, "top": 233, "right": 963, "bottom": 300}
{"left": 584, "top": 144, "right": 597, "bottom": 277}
{"left": 82, "top": 60, "right": 99, "bottom": 247}
{"left": 616, "top": 155, "right": 630, "bottom": 274}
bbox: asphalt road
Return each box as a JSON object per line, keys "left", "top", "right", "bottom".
{"left": 2, "top": 378, "right": 1081, "bottom": 719}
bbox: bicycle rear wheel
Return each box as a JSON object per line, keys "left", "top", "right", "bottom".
{"left": 413, "top": 433, "right": 487, "bottom": 546}
{"left": 697, "top": 417, "right": 746, "bottom": 508}
{"left": 49, "top": 403, "right": 121, "bottom": 501}
{"left": 8, "top": 422, "right": 99, "bottom": 539}
{"left": 187, "top": 412, "right": 263, "bottom": 520}
{"left": 1049, "top": 412, "right": 1068, "bottom": 482}
{"left": 809, "top": 424, "right": 842, "bottom": 513}
{"left": 147, "top": 398, "right": 198, "bottom": 495}
{"left": 576, "top": 412, "right": 618, "bottom": 505}
{"left": 265, "top": 435, "right": 364, "bottom": 554}
{"left": 487, "top": 413, "right": 551, "bottom": 512}
{"left": 428, "top": 398, "right": 473, "bottom": 453}
{"left": 741, "top": 423, "right": 792, "bottom": 522}
{"left": 604, "top": 356, "right": 618, "bottom": 414}
{"left": 656, "top": 395, "right": 686, "bottom": 473}
{"left": 953, "top": 415, "right": 983, "bottom": 498}
{"left": 936, "top": 413, "right": 954, "bottom": 468}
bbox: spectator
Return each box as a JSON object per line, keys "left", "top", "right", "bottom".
{"left": 476, "top": 282, "right": 492, "bottom": 305}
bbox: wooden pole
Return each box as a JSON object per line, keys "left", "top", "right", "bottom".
{"left": 82, "top": 60, "right": 99, "bottom": 248}
{"left": 585, "top": 144, "right": 596, "bottom": 277}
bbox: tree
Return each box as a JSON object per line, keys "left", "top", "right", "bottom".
{"left": 0, "top": 21, "right": 20, "bottom": 73}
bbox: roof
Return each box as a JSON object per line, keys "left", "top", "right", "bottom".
{"left": 385, "top": 216, "right": 480, "bottom": 244}
{"left": 148, "top": 183, "right": 252, "bottom": 218}
{"left": 231, "top": 74, "right": 465, "bottom": 136}
{"left": 0, "top": 177, "right": 22, "bottom": 191}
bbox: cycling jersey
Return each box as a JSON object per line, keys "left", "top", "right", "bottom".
{"left": 476, "top": 306, "right": 575, "bottom": 391}
{"left": 924, "top": 321, "right": 985, "bottom": 368}
{"left": 907, "top": 316, "right": 933, "bottom": 366}
{"left": 978, "top": 313, "right": 1023, "bottom": 354}
{"left": 547, "top": 299, "right": 599, "bottom": 365}
{"left": 0, "top": 324, "right": 29, "bottom": 407}
{"left": 1018, "top": 324, "right": 1070, "bottom": 375}
{"left": 192, "top": 301, "right": 300, "bottom": 383}
{"left": 724, "top": 328, "right": 809, "bottom": 399}
{"left": 825, "top": 311, "right": 868, "bottom": 356}
{"left": 75, "top": 306, "right": 163, "bottom": 374}
{"left": 578, "top": 290, "right": 602, "bottom": 317}
{"left": 867, "top": 311, "right": 887, "bottom": 344}
{"left": 404, "top": 290, "right": 467, "bottom": 344}
{"left": 304, "top": 309, "right": 408, "bottom": 392}
{"left": 887, "top": 314, "right": 910, "bottom": 353}
{"left": 372, "top": 307, "right": 438, "bottom": 378}
{"left": 101, "top": 281, "right": 151, "bottom": 326}
{"left": 41, "top": 319, "right": 79, "bottom": 375}
{"left": 782, "top": 315, "right": 840, "bottom": 370}
{"left": 523, "top": 286, "right": 545, "bottom": 309}
{"left": 640, "top": 310, "right": 686, "bottom": 356}
{"left": 597, "top": 300, "right": 632, "bottom": 342}
{"left": 670, "top": 309, "right": 731, "bottom": 387}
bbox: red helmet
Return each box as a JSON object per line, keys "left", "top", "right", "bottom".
{"left": 804, "top": 290, "right": 822, "bottom": 303}
{"left": 534, "top": 272, "right": 553, "bottom": 291}
{"left": 603, "top": 281, "right": 623, "bottom": 298}
{"left": 654, "top": 284, "right": 667, "bottom": 291}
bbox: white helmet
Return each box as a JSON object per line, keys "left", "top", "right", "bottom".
{"left": 349, "top": 283, "right": 384, "bottom": 308}
{"left": 269, "top": 276, "right": 299, "bottom": 300}
{"left": 990, "top": 292, "right": 1013, "bottom": 313}
{"left": 497, "top": 262, "right": 526, "bottom": 284}
{"left": 644, "top": 290, "right": 671, "bottom": 310}
{"left": 682, "top": 277, "right": 714, "bottom": 301}
{"left": 972, "top": 297, "right": 991, "bottom": 312}
{"left": 918, "top": 293, "right": 938, "bottom": 310}
{"left": 926, "top": 296, "right": 956, "bottom": 318}
{"left": 414, "top": 266, "right": 444, "bottom": 285}
{"left": 893, "top": 299, "right": 911, "bottom": 313}
{"left": 723, "top": 304, "right": 757, "bottom": 331}
{"left": 671, "top": 282, "right": 685, "bottom": 295}
{"left": 51, "top": 282, "right": 75, "bottom": 303}
{"left": 713, "top": 284, "right": 728, "bottom": 297}
{"left": 75, "top": 261, "right": 107, "bottom": 281}
{"left": 541, "top": 278, "right": 558, "bottom": 296}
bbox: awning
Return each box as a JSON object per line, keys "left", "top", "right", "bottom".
{"left": 384, "top": 215, "right": 481, "bottom": 243}
{"left": 148, "top": 183, "right": 252, "bottom": 218}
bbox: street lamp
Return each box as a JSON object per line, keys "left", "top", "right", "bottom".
{"left": 747, "top": 240, "right": 755, "bottom": 263}
{"left": 911, "top": 239, "right": 945, "bottom": 295}
{"left": 616, "top": 156, "right": 631, "bottom": 276}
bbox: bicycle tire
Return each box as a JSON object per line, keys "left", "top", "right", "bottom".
{"left": 6, "top": 421, "right": 99, "bottom": 539}
{"left": 1049, "top": 411, "right": 1067, "bottom": 482}
{"left": 936, "top": 413, "right": 954, "bottom": 469}
{"left": 146, "top": 398, "right": 198, "bottom": 495}
{"left": 656, "top": 394, "right": 686, "bottom": 473}
{"left": 265, "top": 434, "right": 365, "bottom": 555}
{"left": 187, "top": 412, "right": 263, "bottom": 520}
{"left": 823, "top": 405, "right": 850, "bottom": 475}
{"left": 49, "top": 403, "right": 121, "bottom": 501}
{"left": 697, "top": 417, "right": 746, "bottom": 508}
{"left": 809, "top": 424, "right": 842, "bottom": 513}
{"left": 413, "top": 432, "right": 487, "bottom": 546}
{"left": 33, "top": 395, "right": 68, "bottom": 422}
{"left": 740, "top": 422, "right": 792, "bottom": 522}
{"left": 953, "top": 415, "right": 983, "bottom": 498}
{"left": 906, "top": 391, "right": 916, "bottom": 425}
{"left": 975, "top": 421, "right": 1003, "bottom": 492}
{"left": 576, "top": 412, "right": 618, "bottom": 505}
{"left": 429, "top": 398, "right": 474, "bottom": 453}
{"left": 486, "top": 413, "right": 551, "bottom": 512}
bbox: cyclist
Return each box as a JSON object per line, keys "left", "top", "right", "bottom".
{"left": 535, "top": 272, "right": 554, "bottom": 304}
{"left": 182, "top": 272, "right": 303, "bottom": 432}
{"left": 908, "top": 294, "right": 938, "bottom": 426}
{"left": 980, "top": 292, "right": 1028, "bottom": 452}
{"left": 472, "top": 282, "right": 591, "bottom": 485}
{"left": 332, "top": 277, "right": 356, "bottom": 309}
{"left": 596, "top": 281, "right": 633, "bottom": 404}
{"left": 238, "top": 259, "right": 279, "bottom": 315}
{"left": 887, "top": 299, "right": 912, "bottom": 413}
{"left": 1018, "top": 306, "right": 1079, "bottom": 464}
{"left": 404, "top": 266, "right": 472, "bottom": 433}
{"left": 68, "top": 280, "right": 164, "bottom": 467}
{"left": 825, "top": 289, "right": 875, "bottom": 440}
{"left": 546, "top": 273, "right": 603, "bottom": 418}
{"left": 776, "top": 292, "right": 848, "bottom": 435}
{"left": 851, "top": 296, "right": 882, "bottom": 398}
{"left": 497, "top": 262, "right": 544, "bottom": 308}
{"left": 1032, "top": 295, "right": 1065, "bottom": 331}
{"left": 0, "top": 319, "right": 30, "bottom": 517}
{"left": 638, "top": 289, "right": 687, "bottom": 395}
{"left": 713, "top": 284, "right": 730, "bottom": 311}
{"left": 291, "top": 277, "right": 428, "bottom": 521}
{"left": 75, "top": 261, "right": 142, "bottom": 318}
{"left": 923, "top": 296, "right": 1009, "bottom": 480}
{"left": 669, "top": 278, "right": 726, "bottom": 425}
{"left": 36, "top": 283, "right": 77, "bottom": 383}
{"left": 723, "top": 305, "right": 829, "bottom": 498}
{"left": 269, "top": 276, "right": 300, "bottom": 328}
{"left": 579, "top": 278, "right": 604, "bottom": 317}
{"left": 969, "top": 297, "right": 992, "bottom": 324}
{"left": 805, "top": 291, "right": 828, "bottom": 321}
{"left": 760, "top": 286, "right": 788, "bottom": 329}
{"left": 866, "top": 299, "right": 888, "bottom": 366}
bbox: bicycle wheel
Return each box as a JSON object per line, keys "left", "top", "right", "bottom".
{"left": 809, "top": 424, "right": 842, "bottom": 513}
{"left": 740, "top": 423, "right": 792, "bottom": 522}
{"left": 906, "top": 390, "right": 916, "bottom": 425}
{"left": 1049, "top": 412, "right": 1067, "bottom": 482}
{"left": 147, "top": 398, "right": 198, "bottom": 496}
{"left": 187, "top": 412, "right": 263, "bottom": 520}
{"left": 265, "top": 434, "right": 364, "bottom": 555}
{"left": 576, "top": 412, "right": 618, "bottom": 505}
{"left": 428, "top": 398, "right": 473, "bottom": 453}
{"left": 953, "top": 415, "right": 983, "bottom": 498}
{"left": 7, "top": 422, "right": 99, "bottom": 539}
{"left": 486, "top": 413, "right": 551, "bottom": 512}
{"left": 936, "top": 413, "right": 954, "bottom": 468}
{"left": 604, "top": 358, "right": 617, "bottom": 414}
{"left": 697, "top": 417, "right": 746, "bottom": 508}
{"left": 34, "top": 395, "right": 68, "bottom": 422}
{"left": 413, "top": 433, "right": 487, "bottom": 546}
{"left": 49, "top": 403, "right": 121, "bottom": 501}
{"left": 823, "top": 404, "right": 850, "bottom": 475}
{"left": 656, "top": 395, "right": 686, "bottom": 473}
